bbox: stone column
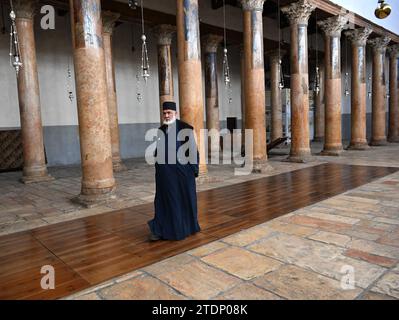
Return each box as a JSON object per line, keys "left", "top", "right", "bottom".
{"left": 314, "top": 61, "right": 325, "bottom": 142}
{"left": 282, "top": 0, "right": 315, "bottom": 162}
{"left": 241, "top": 0, "right": 270, "bottom": 172}
{"left": 102, "top": 11, "right": 126, "bottom": 172}
{"left": 70, "top": 0, "right": 116, "bottom": 206}
{"left": 387, "top": 44, "right": 399, "bottom": 142}
{"left": 345, "top": 27, "right": 372, "bottom": 150}
{"left": 202, "top": 34, "right": 223, "bottom": 158}
{"left": 14, "top": 0, "right": 53, "bottom": 183}
{"left": 267, "top": 49, "right": 286, "bottom": 142}
{"left": 153, "top": 24, "right": 176, "bottom": 123}
{"left": 368, "top": 36, "right": 391, "bottom": 146}
{"left": 176, "top": 0, "right": 207, "bottom": 176}
{"left": 318, "top": 15, "right": 348, "bottom": 156}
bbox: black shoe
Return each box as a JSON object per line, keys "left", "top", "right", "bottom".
{"left": 149, "top": 233, "right": 161, "bottom": 241}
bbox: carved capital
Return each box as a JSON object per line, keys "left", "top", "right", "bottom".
{"left": 152, "top": 24, "right": 176, "bottom": 46}
{"left": 102, "top": 11, "right": 120, "bottom": 35}
{"left": 344, "top": 27, "right": 372, "bottom": 46}
{"left": 318, "top": 14, "right": 349, "bottom": 38}
{"left": 13, "top": 0, "right": 38, "bottom": 19}
{"left": 368, "top": 36, "right": 391, "bottom": 54}
{"left": 281, "top": 0, "right": 315, "bottom": 26}
{"left": 240, "top": 0, "right": 265, "bottom": 11}
{"left": 387, "top": 44, "right": 399, "bottom": 59}
{"left": 201, "top": 34, "right": 223, "bottom": 53}
{"left": 266, "top": 49, "right": 286, "bottom": 64}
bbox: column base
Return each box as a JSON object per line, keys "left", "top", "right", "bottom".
{"left": 21, "top": 174, "right": 55, "bottom": 184}
{"left": 285, "top": 149, "right": 313, "bottom": 163}
{"left": 252, "top": 159, "right": 273, "bottom": 174}
{"left": 370, "top": 139, "right": 388, "bottom": 146}
{"left": 196, "top": 172, "right": 220, "bottom": 185}
{"left": 319, "top": 145, "right": 343, "bottom": 156}
{"left": 71, "top": 189, "right": 117, "bottom": 208}
{"left": 387, "top": 136, "right": 399, "bottom": 143}
{"left": 346, "top": 142, "right": 370, "bottom": 151}
{"left": 113, "top": 160, "right": 128, "bottom": 172}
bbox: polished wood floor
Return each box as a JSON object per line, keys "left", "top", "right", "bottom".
{"left": 0, "top": 163, "right": 397, "bottom": 299}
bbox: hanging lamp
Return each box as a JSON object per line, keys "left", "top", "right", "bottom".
{"left": 139, "top": 0, "right": 150, "bottom": 83}
{"left": 222, "top": 0, "right": 232, "bottom": 104}
{"left": 9, "top": 0, "right": 22, "bottom": 76}
{"left": 278, "top": 0, "right": 284, "bottom": 90}
{"left": 344, "top": 36, "right": 350, "bottom": 96}
{"left": 314, "top": 10, "right": 320, "bottom": 95}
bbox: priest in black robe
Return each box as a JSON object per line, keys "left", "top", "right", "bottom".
{"left": 148, "top": 101, "right": 201, "bottom": 241}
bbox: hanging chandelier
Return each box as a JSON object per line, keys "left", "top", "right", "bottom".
{"left": 128, "top": 0, "right": 139, "bottom": 9}
{"left": 367, "top": 76, "right": 372, "bottom": 99}
{"left": 9, "top": 0, "right": 22, "bottom": 76}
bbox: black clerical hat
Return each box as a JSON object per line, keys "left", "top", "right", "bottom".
{"left": 162, "top": 101, "right": 176, "bottom": 111}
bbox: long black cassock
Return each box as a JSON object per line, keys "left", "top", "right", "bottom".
{"left": 148, "top": 119, "right": 200, "bottom": 240}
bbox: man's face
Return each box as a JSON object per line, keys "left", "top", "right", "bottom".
{"left": 163, "top": 110, "right": 177, "bottom": 124}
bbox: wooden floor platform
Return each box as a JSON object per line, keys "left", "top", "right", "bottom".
{"left": 0, "top": 163, "right": 397, "bottom": 299}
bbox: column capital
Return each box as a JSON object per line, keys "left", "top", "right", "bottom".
{"left": 368, "top": 36, "right": 391, "bottom": 54}
{"left": 102, "top": 11, "right": 120, "bottom": 35}
{"left": 387, "top": 44, "right": 399, "bottom": 59}
{"left": 281, "top": 0, "right": 315, "bottom": 26}
{"left": 240, "top": 0, "right": 265, "bottom": 11}
{"left": 152, "top": 24, "right": 176, "bottom": 46}
{"left": 201, "top": 34, "right": 223, "bottom": 53}
{"left": 318, "top": 14, "right": 349, "bottom": 38}
{"left": 266, "top": 49, "right": 286, "bottom": 64}
{"left": 13, "top": 0, "right": 38, "bottom": 19}
{"left": 344, "top": 27, "right": 372, "bottom": 46}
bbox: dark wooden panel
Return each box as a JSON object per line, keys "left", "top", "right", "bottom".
{"left": 0, "top": 163, "right": 397, "bottom": 299}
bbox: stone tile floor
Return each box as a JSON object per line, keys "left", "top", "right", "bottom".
{"left": 65, "top": 171, "right": 399, "bottom": 300}
{"left": 1, "top": 142, "right": 399, "bottom": 299}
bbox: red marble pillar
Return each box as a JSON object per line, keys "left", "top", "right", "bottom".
{"left": 70, "top": 0, "right": 116, "bottom": 206}
{"left": 102, "top": 11, "right": 126, "bottom": 172}
{"left": 241, "top": 0, "right": 270, "bottom": 173}
{"left": 314, "top": 61, "right": 325, "bottom": 142}
{"left": 368, "top": 36, "right": 391, "bottom": 146}
{"left": 318, "top": 14, "right": 349, "bottom": 156}
{"left": 14, "top": 0, "right": 53, "bottom": 183}
{"left": 153, "top": 24, "right": 176, "bottom": 124}
{"left": 345, "top": 27, "right": 372, "bottom": 150}
{"left": 282, "top": 0, "right": 315, "bottom": 162}
{"left": 267, "top": 49, "right": 286, "bottom": 142}
{"left": 387, "top": 45, "right": 399, "bottom": 142}
{"left": 240, "top": 45, "right": 246, "bottom": 154}
{"left": 202, "top": 34, "right": 223, "bottom": 158}
{"left": 176, "top": 0, "right": 207, "bottom": 176}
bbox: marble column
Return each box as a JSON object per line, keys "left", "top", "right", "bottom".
{"left": 102, "top": 11, "right": 126, "bottom": 172}
{"left": 368, "top": 36, "right": 391, "bottom": 146}
{"left": 267, "top": 49, "right": 286, "bottom": 142}
{"left": 176, "top": 0, "right": 207, "bottom": 176}
{"left": 202, "top": 34, "right": 223, "bottom": 158}
{"left": 241, "top": 0, "right": 270, "bottom": 173}
{"left": 70, "top": 0, "right": 115, "bottom": 206}
{"left": 153, "top": 24, "right": 176, "bottom": 123}
{"left": 318, "top": 14, "right": 348, "bottom": 156}
{"left": 313, "top": 61, "right": 325, "bottom": 142}
{"left": 14, "top": 0, "right": 53, "bottom": 183}
{"left": 282, "top": 0, "right": 315, "bottom": 162}
{"left": 387, "top": 44, "right": 399, "bottom": 142}
{"left": 345, "top": 27, "right": 372, "bottom": 150}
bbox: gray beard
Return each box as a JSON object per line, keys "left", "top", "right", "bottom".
{"left": 163, "top": 117, "right": 176, "bottom": 125}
